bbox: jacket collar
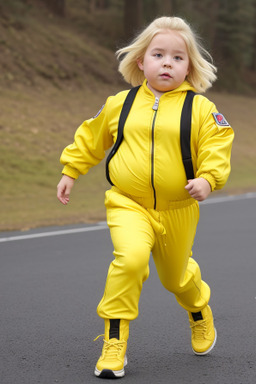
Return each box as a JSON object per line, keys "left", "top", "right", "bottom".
{"left": 141, "top": 79, "right": 196, "bottom": 98}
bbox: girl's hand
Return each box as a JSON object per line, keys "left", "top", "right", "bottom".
{"left": 57, "top": 175, "right": 75, "bottom": 205}
{"left": 185, "top": 178, "right": 211, "bottom": 202}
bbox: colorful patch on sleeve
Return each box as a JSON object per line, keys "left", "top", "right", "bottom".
{"left": 93, "top": 104, "right": 105, "bottom": 119}
{"left": 212, "top": 112, "right": 230, "bottom": 127}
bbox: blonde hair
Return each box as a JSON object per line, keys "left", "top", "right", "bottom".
{"left": 116, "top": 16, "right": 217, "bottom": 93}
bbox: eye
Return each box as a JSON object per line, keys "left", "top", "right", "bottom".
{"left": 174, "top": 56, "right": 182, "bottom": 61}
{"left": 154, "top": 53, "right": 162, "bottom": 58}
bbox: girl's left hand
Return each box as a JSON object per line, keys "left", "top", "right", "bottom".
{"left": 185, "top": 178, "right": 211, "bottom": 202}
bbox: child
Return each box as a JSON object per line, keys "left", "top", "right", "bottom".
{"left": 57, "top": 16, "right": 234, "bottom": 379}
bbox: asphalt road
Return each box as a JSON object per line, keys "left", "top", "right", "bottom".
{"left": 1, "top": 193, "right": 256, "bottom": 384}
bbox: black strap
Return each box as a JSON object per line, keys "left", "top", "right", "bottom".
{"left": 109, "top": 319, "right": 120, "bottom": 339}
{"left": 106, "top": 88, "right": 195, "bottom": 185}
{"left": 106, "top": 85, "right": 141, "bottom": 185}
{"left": 180, "top": 90, "right": 195, "bottom": 180}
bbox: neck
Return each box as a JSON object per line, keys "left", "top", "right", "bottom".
{"left": 146, "top": 82, "right": 165, "bottom": 98}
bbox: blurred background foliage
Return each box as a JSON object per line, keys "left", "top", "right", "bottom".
{"left": 0, "top": 0, "right": 255, "bottom": 94}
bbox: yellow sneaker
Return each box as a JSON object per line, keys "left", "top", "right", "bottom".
{"left": 94, "top": 319, "right": 129, "bottom": 379}
{"left": 188, "top": 305, "right": 217, "bottom": 355}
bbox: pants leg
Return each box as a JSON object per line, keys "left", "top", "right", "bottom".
{"left": 97, "top": 190, "right": 155, "bottom": 320}
{"left": 151, "top": 201, "right": 210, "bottom": 312}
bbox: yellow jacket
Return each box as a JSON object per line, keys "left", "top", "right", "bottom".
{"left": 61, "top": 80, "right": 234, "bottom": 204}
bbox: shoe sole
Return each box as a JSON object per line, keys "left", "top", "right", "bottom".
{"left": 94, "top": 356, "right": 127, "bottom": 379}
{"left": 192, "top": 328, "right": 217, "bottom": 356}
{"left": 94, "top": 368, "right": 125, "bottom": 379}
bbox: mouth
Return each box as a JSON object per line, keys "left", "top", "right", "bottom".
{"left": 160, "top": 73, "right": 172, "bottom": 79}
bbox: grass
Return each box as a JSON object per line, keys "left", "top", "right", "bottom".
{"left": 0, "top": 85, "right": 115, "bottom": 231}
{"left": 0, "top": 1, "right": 255, "bottom": 231}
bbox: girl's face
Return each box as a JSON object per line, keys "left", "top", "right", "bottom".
{"left": 137, "top": 30, "right": 190, "bottom": 97}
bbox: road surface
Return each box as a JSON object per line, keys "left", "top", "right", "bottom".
{"left": 0, "top": 193, "right": 256, "bottom": 383}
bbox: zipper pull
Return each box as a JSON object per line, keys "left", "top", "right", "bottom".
{"left": 152, "top": 97, "right": 159, "bottom": 111}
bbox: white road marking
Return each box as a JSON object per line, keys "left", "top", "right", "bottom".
{"left": 199, "top": 192, "right": 256, "bottom": 205}
{"left": 0, "top": 224, "right": 108, "bottom": 243}
{"left": 0, "top": 192, "right": 255, "bottom": 243}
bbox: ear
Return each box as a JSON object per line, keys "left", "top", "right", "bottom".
{"left": 137, "top": 58, "right": 144, "bottom": 71}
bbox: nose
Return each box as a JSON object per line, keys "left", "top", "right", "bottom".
{"left": 163, "top": 58, "right": 172, "bottom": 68}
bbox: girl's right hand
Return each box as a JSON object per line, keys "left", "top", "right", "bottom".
{"left": 57, "top": 175, "right": 75, "bottom": 205}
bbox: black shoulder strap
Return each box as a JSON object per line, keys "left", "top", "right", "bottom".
{"left": 180, "top": 90, "right": 195, "bottom": 180}
{"left": 106, "top": 86, "right": 141, "bottom": 185}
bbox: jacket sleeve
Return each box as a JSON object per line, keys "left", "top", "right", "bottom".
{"left": 60, "top": 97, "right": 114, "bottom": 179}
{"left": 195, "top": 96, "right": 234, "bottom": 191}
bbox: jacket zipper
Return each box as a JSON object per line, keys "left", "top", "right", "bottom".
{"left": 151, "top": 97, "right": 159, "bottom": 210}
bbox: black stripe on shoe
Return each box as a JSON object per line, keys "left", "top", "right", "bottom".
{"left": 191, "top": 311, "right": 203, "bottom": 321}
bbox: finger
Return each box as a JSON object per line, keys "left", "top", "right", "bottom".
{"left": 57, "top": 193, "right": 68, "bottom": 205}
{"left": 185, "top": 183, "right": 192, "bottom": 191}
{"left": 57, "top": 186, "right": 69, "bottom": 205}
{"left": 64, "top": 185, "right": 72, "bottom": 197}
{"left": 58, "top": 196, "right": 70, "bottom": 205}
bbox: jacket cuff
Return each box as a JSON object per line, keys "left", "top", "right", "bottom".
{"left": 62, "top": 165, "right": 80, "bottom": 179}
{"left": 199, "top": 173, "right": 216, "bottom": 192}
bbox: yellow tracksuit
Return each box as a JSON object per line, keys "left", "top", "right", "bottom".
{"left": 60, "top": 80, "right": 234, "bottom": 319}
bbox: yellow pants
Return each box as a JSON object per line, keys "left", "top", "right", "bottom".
{"left": 97, "top": 187, "right": 210, "bottom": 320}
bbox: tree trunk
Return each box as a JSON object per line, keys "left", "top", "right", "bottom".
{"left": 98, "top": 0, "right": 110, "bottom": 9}
{"left": 43, "top": 0, "right": 65, "bottom": 16}
{"left": 158, "top": 0, "right": 173, "bottom": 15}
{"left": 124, "top": 0, "right": 143, "bottom": 40}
